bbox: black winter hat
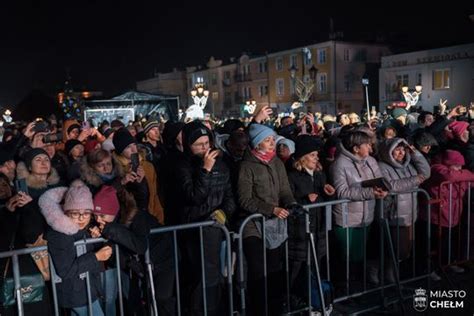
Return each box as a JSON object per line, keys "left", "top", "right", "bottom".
{"left": 222, "top": 119, "right": 244, "bottom": 135}
{"left": 65, "top": 139, "right": 83, "bottom": 156}
{"left": 67, "top": 124, "right": 81, "bottom": 135}
{"left": 162, "top": 121, "right": 185, "bottom": 148}
{"left": 181, "top": 121, "right": 212, "bottom": 153}
{"left": 112, "top": 128, "right": 136, "bottom": 154}
{"left": 294, "top": 135, "right": 323, "bottom": 160}
{"left": 23, "top": 148, "right": 49, "bottom": 169}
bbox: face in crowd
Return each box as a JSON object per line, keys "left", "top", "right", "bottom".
{"left": 257, "top": 135, "right": 276, "bottom": 154}
{"left": 121, "top": 143, "right": 138, "bottom": 160}
{"left": 31, "top": 154, "right": 51, "bottom": 176}
{"left": 392, "top": 145, "right": 406, "bottom": 163}
{"left": 300, "top": 151, "right": 319, "bottom": 171}
{"left": 191, "top": 135, "right": 210, "bottom": 157}
{"left": 66, "top": 209, "right": 92, "bottom": 230}
{"left": 146, "top": 127, "right": 160, "bottom": 142}
{"left": 93, "top": 156, "right": 113, "bottom": 176}
{"left": 277, "top": 144, "right": 291, "bottom": 161}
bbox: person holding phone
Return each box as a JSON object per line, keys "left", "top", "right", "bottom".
{"left": 175, "top": 121, "right": 235, "bottom": 316}
{"left": 112, "top": 128, "right": 164, "bottom": 224}
{"left": 41, "top": 181, "right": 111, "bottom": 316}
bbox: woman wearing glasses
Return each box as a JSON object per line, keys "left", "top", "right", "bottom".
{"left": 41, "top": 180, "right": 112, "bottom": 316}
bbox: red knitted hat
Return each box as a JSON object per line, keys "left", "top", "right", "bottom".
{"left": 448, "top": 121, "right": 469, "bottom": 139}
{"left": 93, "top": 186, "right": 120, "bottom": 216}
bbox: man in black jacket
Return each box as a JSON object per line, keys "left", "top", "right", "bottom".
{"left": 175, "top": 121, "right": 235, "bottom": 316}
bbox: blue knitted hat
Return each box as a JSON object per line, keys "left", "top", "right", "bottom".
{"left": 248, "top": 124, "right": 276, "bottom": 149}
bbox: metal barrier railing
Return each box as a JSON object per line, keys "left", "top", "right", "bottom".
{"left": 5, "top": 185, "right": 473, "bottom": 315}
{"left": 0, "top": 220, "right": 233, "bottom": 316}
{"left": 436, "top": 180, "right": 473, "bottom": 269}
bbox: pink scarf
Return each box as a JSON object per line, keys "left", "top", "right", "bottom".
{"left": 251, "top": 149, "right": 276, "bottom": 164}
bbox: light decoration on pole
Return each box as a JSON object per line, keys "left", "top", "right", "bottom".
{"left": 185, "top": 77, "right": 210, "bottom": 121}
{"left": 289, "top": 47, "right": 318, "bottom": 108}
{"left": 244, "top": 100, "right": 257, "bottom": 114}
{"left": 3, "top": 109, "right": 12, "bottom": 123}
{"left": 401, "top": 85, "right": 422, "bottom": 110}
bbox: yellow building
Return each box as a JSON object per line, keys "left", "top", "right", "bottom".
{"left": 268, "top": 41, "right": 390, "bottom": 114}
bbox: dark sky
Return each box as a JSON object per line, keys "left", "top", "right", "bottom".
{"left": 0, "top": 1, "right": 472, "bottom": 106}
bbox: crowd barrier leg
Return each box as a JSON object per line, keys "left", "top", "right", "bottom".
{"left": 173, "top": 231, "right": 182, "bottom": 316}
{"left": 12, "top": 254, "right": 24, "bottom": 316}
{"left": 114, "top": 244, "right": 124, "bottom": 316}
{"left": 49, "top": 255, "right": 60, "bottom": 316}
{"left": 306, "top": 212, "right": 327, "bottom": 315}
{"left": 198, "top": 227, "right": 208, "bottom": 316}
{"left": 145, "top": 247, "right": 159, "bottom": 316}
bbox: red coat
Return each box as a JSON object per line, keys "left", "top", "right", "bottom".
{"left": 421, "top": 164, "right": 474, "bottom": 227}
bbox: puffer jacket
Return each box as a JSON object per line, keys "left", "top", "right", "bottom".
{"left": 421, "top": 164, "right": 474, "bottom": 227}
{"left": 175, "top": 154, "right": 235, "bottom": 224}
{"left": 378, "top": 138, "right": 431, "bottom": 226}
{"left": 40, "top": 187, "right": 102, "bottom": 309}
{"left": 329, "top": 143, "right": 382, "bottom": 227}
{"left": 238, "top": 150, "right": 296, "bottom": 238}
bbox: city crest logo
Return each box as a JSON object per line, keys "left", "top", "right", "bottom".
{"left": 413, "top": 288, "right": 428, "bottom": 312}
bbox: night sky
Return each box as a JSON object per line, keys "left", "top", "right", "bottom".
{"left": 0, "top": 1, "right": 472, "bottom": 107}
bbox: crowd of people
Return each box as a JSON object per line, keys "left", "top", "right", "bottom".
{"left": 0, "top": 101, "right": 473, "bottom": 316}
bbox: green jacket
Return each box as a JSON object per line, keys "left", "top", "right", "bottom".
{"left": 237, "top": 150, "right": 295, "bottom": 239}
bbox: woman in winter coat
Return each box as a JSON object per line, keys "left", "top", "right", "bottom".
{"left": 374, "top": 138, "right": 430, "bottom": 284}
{"left": 113, "top": 128, "right": 165, "bottom": 224}
{"left": 287, "top": 135, "right": 335, "bottom": 301}
{"left": 175, "top": 121, "right": 235, "bottom": 316}
{"left": 40, "top": 180, "right": 112, "bottom": 316}
{"left": 420, "top": 150, "right": 474, "bottom": 277}
{"left": 329, "top": 131, "right": 388, "bottom": 274}
{"left": 238, "top": 123, "right": 296, "bottom": 316}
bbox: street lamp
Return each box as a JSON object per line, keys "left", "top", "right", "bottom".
{"left": 401, "top": 85, "right": 422, "bottom": 110}
{"left": 362, "top": 74, "right": 370, "bottom": 121}
{"left": 289, "top": 47, "right": 318, "bottom": 109}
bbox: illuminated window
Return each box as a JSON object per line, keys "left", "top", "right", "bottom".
{"left": 433, "top": 69, "right": 450, "bottom": 89}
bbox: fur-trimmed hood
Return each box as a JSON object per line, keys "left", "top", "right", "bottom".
{"left": 39, "top": 187, "right": 79, "bottom": 235}
{"left": 16, "top": 161, "right": 61, "bottom": 191}
{"left": 79, "top": 156, "right": 138, "bottom": 226}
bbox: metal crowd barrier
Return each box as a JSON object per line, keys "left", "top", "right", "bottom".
{"left": 0, "top": 220, "right": 233, "bottom": 316}
{"left": 5, "top": 185, "right": 471, "bottom": 315}
{"left": 233, "top": 189, "right": 434, "bottom": 315}
{"left": 436, "top": 180, "right": 473, "bottom": 269}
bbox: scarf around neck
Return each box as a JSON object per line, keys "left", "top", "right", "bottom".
{"left": 251, "top": 148, "right": 276, "bottom": 164}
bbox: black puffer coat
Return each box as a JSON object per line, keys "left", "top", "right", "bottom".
{"left": 175, "top": 154, "right": 235, "bottom": 224}
{"left": 287, "top": 168, "right": 330, "bottom": 261}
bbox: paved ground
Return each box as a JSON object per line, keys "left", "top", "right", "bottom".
{"left": 331, "top": 262, "right": 474, "bottom": 315}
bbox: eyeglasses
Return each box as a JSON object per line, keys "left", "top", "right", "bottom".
{"left": 67, "top": 212, "right": 92, "bottom": 219}
{"left": 191, "top": 141, "right": 210, "bottom": 148}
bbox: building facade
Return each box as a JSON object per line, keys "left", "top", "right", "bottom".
{"left": 137, "top": 41, "right": 390, "bottom": 117}
{"left": 136, "top": 68, "right": 187, "bottom": 108}
{"left": 268, "top": 41, "right": 390, "bottom": 115}
{"left": 379, "top": 43, "right": 474, "bottom": 112}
